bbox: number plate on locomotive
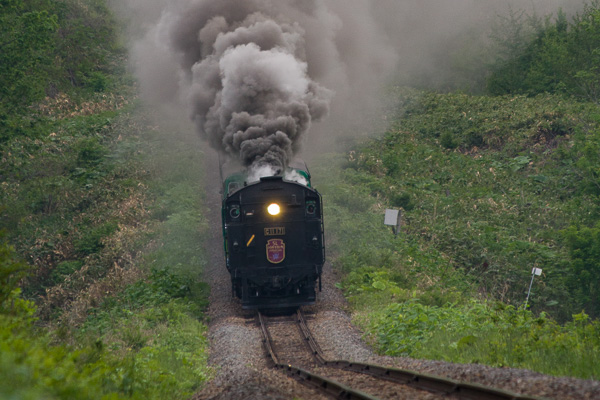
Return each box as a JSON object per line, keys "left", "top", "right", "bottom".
{"left": 265, "top": 227, "right": 285, "bottom": 236}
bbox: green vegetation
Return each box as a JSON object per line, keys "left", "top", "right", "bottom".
{"left": 0, "top": 103, "right": 212, "bottom": 397}
{"left": 488, "top": 1, "right": 600, "bottom": 102}
{"left": 2, "top": 0, "right": 600, "bottom": 394}
{"left": 1, "top": 267, "right": 209, "bottom": 400}
{"left": 355, "top": 90, "right": 599, "bottom": 318}
{"left": 372, "top": 302, "right": 599, "bottom": 379}
{"left": 317, "top": 2, "right": 600, "bottom": 380}
{"left": 0, "top": 0, "right": 127, "bottom": 143}
{"left": 0, "top": 0, "right": 212, "bottom": 398}
{"left": 318, "top": 90, "right": 600, "bottom": 379}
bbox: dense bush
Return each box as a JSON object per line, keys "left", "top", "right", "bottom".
{"left": 0, "top": 240, "right": 119, "bottom": 399}
{"left": 317, "top": 136, "right": 600, "bottom": 378}
{"left": 0, "top": 99, "right": 212, "bottom": 400}
{"left": 0, "top": 1, "right": 213, "bottom": 396}
{"left": 0, "top": 0, "right": 125, "bottom": 143}
{"left": 0, "top": 278, "right": 209, "bottom": 400}
{"left": 0, "top": 0, "right": 57, "bottom": 113}
{"left": 371, "top": 300, "right": 600, "bottom": 379}
{"left": 344, "top": 89, "right": 600, "bottom": 320}
{"left": 487, "top": 1, "right": 600, "bottom": 102}
{"left": 0, "top": 233, "right": 30, "bottom": 310}
{"left": 563, "top": 222, "right": 600, "bottom": 317}
{"left": 391, "top": 89, "right": 593, "bottom": 153}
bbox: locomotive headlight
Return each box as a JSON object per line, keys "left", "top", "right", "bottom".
{"left": 267, "top": 203, "right": 281, "bottom": 216}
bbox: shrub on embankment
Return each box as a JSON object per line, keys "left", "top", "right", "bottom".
{"left": 315, "top": 88, "right": 600, "bottom": 379}
{"left": 0, "top": 0, "right": 212, "bottom": 397}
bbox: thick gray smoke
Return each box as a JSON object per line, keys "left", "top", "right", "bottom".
{"left": 122, "top": 0, "right": 588, "bottom": 171}
{"left": 131, "top": 0, "right": 397, "bottom": 175}
{"left": 181, "top": 9, "right": 331, "bottom": 172}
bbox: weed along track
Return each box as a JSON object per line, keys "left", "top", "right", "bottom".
{"left": 257, "top": 309, "right": 542, "bottom": 400}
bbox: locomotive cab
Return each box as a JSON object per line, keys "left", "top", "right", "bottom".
{"left": 221, "top": 160, "right": 325, "bottom": 309}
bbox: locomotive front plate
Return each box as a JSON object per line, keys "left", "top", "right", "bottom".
{"left": 265, "top": 227, "right": 285, "bottom": 236}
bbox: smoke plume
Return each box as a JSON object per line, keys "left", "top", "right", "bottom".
{"left": 131, "top": 0, "right": 397, "bottom": 175}
{"left": 124, "top": 0, "right": 588, "bottom": 172}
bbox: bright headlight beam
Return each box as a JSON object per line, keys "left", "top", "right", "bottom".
{"left": 267, "top": 203, "right": 280, "bottom": 216}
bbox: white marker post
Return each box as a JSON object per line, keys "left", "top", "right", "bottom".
{"left": 524, "top": 267, "right": 543, "bottom": 310}
{"left": 384, "top": 209, "right": 402, "bottom": 237}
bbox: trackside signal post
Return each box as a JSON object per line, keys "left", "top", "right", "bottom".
{"left": 384, "top": 209, "right": 402, "bottom": 237}
{"left": 524, "top": 267, "right": 542, "bottom": 310}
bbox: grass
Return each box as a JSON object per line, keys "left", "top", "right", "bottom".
{"left": 73, "top": 122, "right": 213, "bottom": 397}
{"left": 371, "top": 300, "right": 600, "bottom": 379}
{"left": 341, "top": 89, "right": 600, "bottom": 319}
{"left": 0, "top": 1, "right": 213, "bottom": 397}
{"left": 313, "top": 88, "right": 600, "bottom": 379}
{"left": 0, "top": 97, "right": 213, "bottom": 398}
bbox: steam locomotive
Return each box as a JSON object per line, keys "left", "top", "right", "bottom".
{"left": 221, "top": 160, "right": 325, "bottom": 309}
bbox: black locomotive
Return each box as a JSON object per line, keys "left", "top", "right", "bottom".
{"left": 221, "top": 160, "right": 325, "bottom": 309}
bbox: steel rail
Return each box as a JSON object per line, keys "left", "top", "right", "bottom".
{"left": 257, "top": 310, "right": 279, "bottom": 365}
{"left": 258, "top": 311, "right": 380, "bottom": 400}
{"left": 295, "top": 309, "right": 543, "bottom": 400}
{"left": 323, "top": 361, "right": 541, "bottom": 400}
{"left": 296, "top": 308, "right": 327, "bottom": 365}
{"left": 275, "top": 364, "right": 381, "bottom": 400}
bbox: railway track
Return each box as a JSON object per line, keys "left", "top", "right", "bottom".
{"left": 258, "top": 308, "right": 543, "bottom": 400}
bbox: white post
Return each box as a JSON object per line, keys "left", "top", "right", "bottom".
{"left": 524, "top": 268, "right": 542, "bottom": 310}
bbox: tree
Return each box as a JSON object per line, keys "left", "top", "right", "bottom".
{"left": 0, "top": 230, "right": 30, "bottom": 313}
{"left": 0, "top": 0, "right": 57, "bottom": 113}
{"left": 564, "top": 222, "right": 600, "bottom": 318}
{"left": 486, "top": 3, "right": 600, "bottom": 102}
